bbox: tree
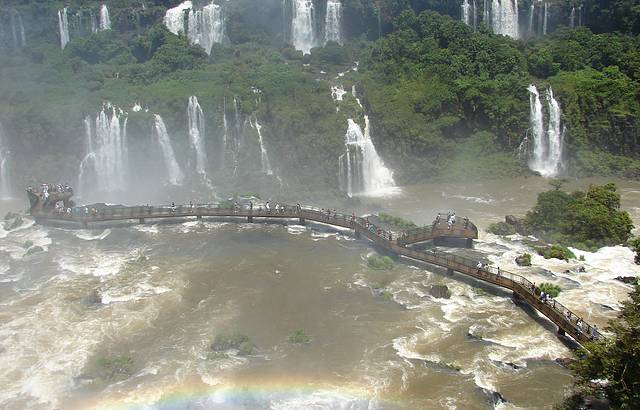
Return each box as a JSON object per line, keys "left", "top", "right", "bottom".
{"left": 567, "top": 282, "right": 640, "bottom": 408}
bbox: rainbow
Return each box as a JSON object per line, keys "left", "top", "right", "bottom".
{"left": 68, "top": 376, "right": 404, "bottom": 409}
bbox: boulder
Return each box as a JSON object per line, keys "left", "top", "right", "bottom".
{"left": 615, "top": 276, "right": 637, "bottom": 284}
{"left": 429, "top": 284, "right": 451, "bottom": 299}
{"left": 555, "top": 357, "right": 576, "bottom": 368}
{"left": 515, "top": 254, "right": 532, "bottom": 266}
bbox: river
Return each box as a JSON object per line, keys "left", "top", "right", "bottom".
{"left": 0, "top": 177, "right": 638, "bottom": 409}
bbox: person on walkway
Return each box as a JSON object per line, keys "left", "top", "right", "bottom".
{"left": 477, "top": 261, "right": 483, "bottom": 273}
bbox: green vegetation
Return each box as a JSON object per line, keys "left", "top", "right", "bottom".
{"left": 3, "top": 216, "right": 23, "bottom": 231}
{"left": 288, "top": 329, "right": 311, "bottom": 344}
{"left": 367, "top": 254, "right": 394, "bottom": 270}
{"left": 630, "top": 238, "right": 640, "bottom": 265}
{"left": 210, "top": 333, "right": 254, "bottom": 355}
{"left": 487, "top": 222, "right": 516, "bottom": 236}
{"left": 538, "top": 282, "right": 562, "bottom": 298}
{"left": 562, "top": 282, "right": 640, "bottom": 409}
{"left": 206, "top": 351, "right": 229, "bottom": 361}
{"left": 525, "top": 183, "right": 634, "bottom": 250}
{"left": 536, "top": 245, "right": 576, "bottom": 261}
{"left": 515, "top": 253, "right": 532, "bottom": 266}
{"left": 22, "top": 240, "right": 34, "bottom": 249}
{"left": 83, "top": 355, "right": 135, "bottom": 385}
{"left": 377, "top": 213, "right": 416, "bottom": 230}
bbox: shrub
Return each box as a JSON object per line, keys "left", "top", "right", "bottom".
{"left": 487, "top": 222, "right": 516, "bottom": 236}
{"left": 538, "top": 282, "right": 562, "bottom": 298}
{"left": 289, "top": 329, "right": 311, "bottom": 344}
{"left": 377, "top": 213, "right": 417, "bottom": 230}
{"left": 515, "top": 253, "right": 532, "bottom": 266}
{"left": 367, "top": 255, "right": 394, "bottom": 270}
{"left": 206, "top": 351, "right": 229, "bottom": 361}
{"left": 83, "top": 355, "right": 135, "bottom": 385}
{"left": 211, "top": 333, "right": 250, "bottom": 351}
{"left": 536, "top": 245, "right": 576, "bottom": 261}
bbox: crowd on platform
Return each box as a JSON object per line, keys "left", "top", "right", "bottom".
{"left": 434, "top": 212, "right": 471, "bottom": 230}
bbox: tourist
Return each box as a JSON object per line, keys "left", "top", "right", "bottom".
{"left": 591, "top": 325, "right": 598, "bottom": 339}
{"left": 497, "top": 267, "right": 500, "bottom": 276}
{"left": 540, "top": 291, "right": 545, "bottom": 301}
{"left": 477, "top": 261, "right": 483, "bottom": 273}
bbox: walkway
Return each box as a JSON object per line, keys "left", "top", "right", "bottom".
{"left": 34, "top": 202, "right": 602, "bottom": 347}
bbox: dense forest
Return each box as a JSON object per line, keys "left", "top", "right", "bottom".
{"left": 0, "top": 0, "right": 638, "bottom": 197}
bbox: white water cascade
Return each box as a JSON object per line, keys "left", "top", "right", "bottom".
{"left": 543, "top": 2, "right": 549, "bottom": 35}
{"left": 462, "top": 0, "right": 472, "bottom": 26}
{"left": 153, "top": 115, "right": 184, "bottom": 186}
{"left": 99, "top": 4, "right": 111, "bottom": 30}
{"left": 78, "top": 105, "right": 128, "bottom": 197}
{"left": 0, "top": 122, "right": 11, "bottom": 200}
{"left": 292, "top": 0, "right": 316, "bottom": 54}
{"left": 570, "top": 7, "right": 575, "bottom": 28}
{"left": 250, "top": 116, "right": 273, "bottom": 175}
{"left": 325, "top": 0, "right": 342, "bottom": 45}
{"left": 58, "top": 7, "right": 70, "bottom": 49}
{"left": 188, "top": 2, "right": 225, "bottom": 55}
{"left": 527, "top": 85, "right": 564, "bottom": 177}
{"left": 528, "top": 3, "right": 535, "bottom": 35}
{"left": 10, "top": 11, "right": 27, "bottom": 48}
{"left": 187, "top": 96, "right": 208, "bottom": 178}
{"left": 164, "top": 1, "right": 193, "bottom": 35}
{"left": 338, "top": 118, "right": 396, "bottom": 197}
{"left": 491, "top": 0, "right": 519, "bottom": 38}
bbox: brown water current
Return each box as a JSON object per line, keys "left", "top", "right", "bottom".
{"left": 0, "top": 176, "right": 639, "bottom": 409}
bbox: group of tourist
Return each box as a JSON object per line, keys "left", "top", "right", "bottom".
{"left": 28, "top": 183, "right": 72, "bottom": 204}
{"left": 434, "top": 212, "right": 471, "bottom": 230}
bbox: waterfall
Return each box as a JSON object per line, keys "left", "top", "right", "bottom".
{"left": 291, "top": 0, "right": 316, "bottom": 54}
{"left": 569, "top": 7, "right": 575, "bottom": 28}
{"left": 0, "top": 122, "right": 11, "bottom": 200}
{"left": 543, "top": 2, "right": 548, "bottom": 35}
{"left": 10, "top": 12, "right": 27, "bottom": 48}
{"left": 325, "top": 0, "right": 342, "bottom": 45}
{"left": 153, "top": 115, "right": 184, "bottom": 185}
{"left": 250, "top": 116, "right": 273, "bottom": 175}
{"left": 58, "top": 8, "right": 70, "bottom": 49}
{"left": 472, "top": 0, "right": 478, "bottom": 29}
{"left": 527, "top": 85, "right": 564, "bottom": 177}
{"left": 188, "top": 2, "right": 225, "bottom": 55}
{"left": 491, "top": 0, "right": 519, "bottom": 38}
{"left": 338, "top": 118, "right": 396, "bottom": 197}
{"left": 164, "top": 1, "right": 193, "bottom": 35}
{"left": 462, "top": 0, "right": 472, "bottom": 26}
{"left": 483, "top": 0, "right": 490, "bottom": 25}
{"left": 578, "top": 5, "right": 582, "bottom": 26}
{"left": 221, "top": 98, "right": 228, "bottom": 168}
{"left": 187, "top": 96, "right": 208, "bottom": 178}
{"left": 528, "top": 3, "right": 534, "bottom": 35}
{"left": 99, "top": 4, "right": 111, "bottom": 30}
{"left": 79, "top": 105, "right": 128, "bottom": 197}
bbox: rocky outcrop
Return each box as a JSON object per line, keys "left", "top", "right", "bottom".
{"left": 615, "top": 276, "right": 637, "bottom": 284}
{"left": 504, "top": 215, "right": 530, "bottom": 235}
{"left": 515, "top": 253, "right": 532, "bottom": 266}
{"left": 429, "top": 284, "right": 451, "bottom": 299}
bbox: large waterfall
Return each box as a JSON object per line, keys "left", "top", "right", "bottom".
{"left": 325, "top": 0, "right": 342, "bottom": 45}
{"left": 527, "top": 85, "right": 564, "bottom": 177}
{"left": 543, "top": 2, "right": 549, "bottom": 35}
{"left": 164, "top": 1, "right": 224, "bottom": 55}
{"left": 462, "top": 0, "right": 472, "bottom": 27}
{"left": 10, "top": 11, "right": 27, "bottom": 49}
{"left": 338, "top": 118, "right": 396, "bottom": 197}
{"left": 291, "top": 0, "right": 316, "bottom": 54}
{"left": 249, "top": 116, "right": 273, "bottom": 175}
{"left": 78, "top": 105, "right": 128, "bottom": 197}
{"left": 491, "top": 0, "right": 519, "bottom": 39}
{"left": 153, "top": 115, "right": 184, "bottom": 185}
{"left": 164, "top": 1, "right": 193, "bottom": 35}
{"left": 58, "top": 7, "right": 70, "bottom": 49}
{"left": 187, "top": 96, "right": 208, "bottom": 178}
{"left": 0, "top": 122, "right": 11, "bottom": 200}
{"left": 188, "top": 2, "right": 224, "bottom": 55}
{"left": 99, "top": 4, "right": 111, "bottom": 31}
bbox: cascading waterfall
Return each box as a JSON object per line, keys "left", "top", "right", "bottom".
{"left": 78, "top": 105, "right": 128, "bottom": 197}
{"left": 164, "top": 1, "right": 193, "bottom": 35}
{"left": 250, "top": 116, "right": 273, "bottom": 175}
{"left": 187, "top": 96, "right": 208, "bottom": 178}
{"left": 569, "top": 7, "right": 575, "bottom": 28}
{"left": 462, "top": 0, "right": 472, "bottom": 26}
{"left": 578, "top": 5, "right": 582, "bottom": 26}
{"left": 527, "top": 85, "right": 564, "bottom": 177}
{"left": 528, "top": 3, "right": 534, "bottom": 35}
{"left": 338, "top": 118, "right": 396, "bottom": 197}
{"left": 232, "top": 97, "right": 242, "bottom": 176}
{"left": 58, "top": 7, "right": 70, "bottom": 49}
{"left": 188, "top": 2, "right": 224, "bottom": 55}
{"left": 491, "top": 0, "right": 519, "bottom": 38}
{"left": 99, "top": 4, "right": 111, "bottom": 30}
{"left": 325, "top": 0, "right": 342, "bottom": 45}
{"left": 0, "top": 122, "right": 11, "bottom": 200}
{"left": 10, "top": 12, "right": 27, "bottom": 48}
{"left": 543, "top": 2, "right": 548, "bottom": 35}
{"left": 291, "top": 0, "right": 316, "bottom": 54}
{"left": 153, "top": 115, "right": 184, "bottom": 185}
{"left": 483, "top": 0, "right": 490, "bottom": 25}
